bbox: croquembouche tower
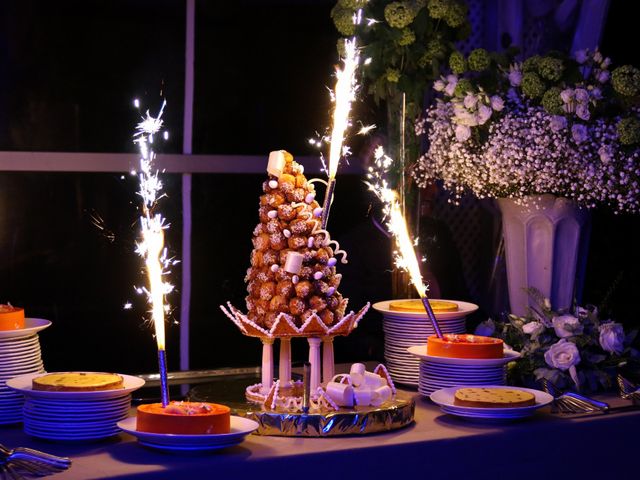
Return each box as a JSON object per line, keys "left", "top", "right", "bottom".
{"left": 221, "top": 150, "right": 369, "bottom": 410}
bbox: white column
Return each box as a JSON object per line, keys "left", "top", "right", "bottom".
{"left": 322, "top": 337, "right": 335, "bottom": 383}
{"left": 307, "top": 337, "right": 322, "bottom": 391}
{"left": 260, "top": 338, "right": 275, "bottom": 394}
{"left": 279, "top": 338, "right": 292, "bottom": 387}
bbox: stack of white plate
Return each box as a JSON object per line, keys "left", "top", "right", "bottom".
{"left": 407, "top": 345, "right": 520, "bottom": 396}
{"left": 7, "top": 373, "right": 145, "bottom": 442}
{"left": 0, "top": 319, "right": 51, "bottom": 425}
{"left": 430, "top": 386, "right": 554, "bottom": 421}
{"left": 373, "top": 300, "right": 478, "bottom": 386}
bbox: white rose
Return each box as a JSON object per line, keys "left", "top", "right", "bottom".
{"left": 474, "top": 319, "right": 495, "bottom": 337}
{"left": 522, "top": 321, "right": 545, "bottom": 338}
{"left": 599, "top": 322, "right": 625, "bottom": 355}
{"left": 552, "top": 314, "right": 583, "bottom": 338}
{"left": 544, "top": 339, "right": 581, "bottom": 371}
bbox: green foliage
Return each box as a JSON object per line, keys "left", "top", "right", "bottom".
{"left": 467, "top": 48, "right": 490, "bottom": 71}
{"left": 612, "top": 65, "right": 640, "bottom": 97}
{"left": 538, "top": 57, "right": 564, "bottom": 81}
{"left": 521, "top": 72, "right": 545, "bottom": 98}
{"left": 541, "top": 87, "right": 564, "bottom": 115}
{"left": 448, "top": 51, "right": 466, "bottom": 74}
{"left": 617, "top": 117, "right": 640, "bottom": 145}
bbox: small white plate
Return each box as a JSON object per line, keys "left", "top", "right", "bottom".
{"left": 373, "top": 300, "right": 479, "bottom": 320}
{"left": 430, "top": 385, "right": 553, "bottom": 420}
{"left": 118, "top": 416, "right": 259, "bottom": 452}
{"left": 407, "top": 346, "right": 521, "bottom": 365}
{"left": 7, "top": 373, "right": 145, "bottom": 399}
{"left": 0, "top": 319, "right": 52, "bottom": 340}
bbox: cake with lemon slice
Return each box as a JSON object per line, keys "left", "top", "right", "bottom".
{"left": 0, "top": 304, "right": 25, "bottom": 330}
{"left": 136, "top": 401, "right": 231, "bottom": 434}
{"left": 389, "top": 299, "right": 458, "bottom": 313}
{"left": 32, "top": 372, "right": 124, "bottom": 391}
{"left": 454, "top": 387, "right": 536, "bottom": 408}
{"left": 427, "top": 333, "right": 504, "bottom": 359}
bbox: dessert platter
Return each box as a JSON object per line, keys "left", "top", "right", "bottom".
{"left": 118, "top": 412, "right": 259, "bottom": 452}
{"left": 7, "top": 372, "right": 145, "bottom": 440}
{"left": 0, "top": 305, "right": 50, "bottom": 425}
{"left": 408, "top": 336, "right": 520, "bottom": 396}
{"left": 430, "top": 386, "right": 554, "bottom": 421}
{"left": 373, "top": 299, "right": 477, "bottom": 386}
{"left": 220, "top": 151, "right": 414, "bottom": 436}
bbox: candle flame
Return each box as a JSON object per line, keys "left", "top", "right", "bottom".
{"left": 133, "top": 100, "right": 176, "bottom": 351}
{"left": 327, "top": 37, "right": 359, "bottom": 179}
{"left": 366, "top": 146, "right": 427, "bottom": 298}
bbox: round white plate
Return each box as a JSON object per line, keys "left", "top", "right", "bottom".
{"left": 7, "top": 373, "right": 145, "bottom": 399}
{"left": 374, "top": 300, "right": 479, "bottom": 320}
{"left": 24, "top": 427, "right": 120, "bottom": 441}
{"left": 25, "top": 395, "right": 132, "bottom": 408}
{"left": 407, "top": 346, "right": 521, "bottom": 365}
{"left": 0, "top": 319, "right": 51, "bottom": 340}
{"left": 117, "top": 416, "right": 259, "bottom": 452}
{"left": 0, "top": 334, "right": 39, "bottom": 346}
{"left": 430, "top": 386, "right": 553, "bottom": 419}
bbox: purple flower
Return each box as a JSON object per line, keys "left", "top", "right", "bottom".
{"left": 550, "top": 115, "right": 568, "bottom": 132}
{"left": 571, "top": 123, "right": 588, "bottom": 144}
{"left": 508, "top": 66, "right": 522, "bottom": 87}
{"left": 593, "top": 50, "right": 603, "bottom": 63}
{"left": 444, "top": 77, "right": 458, "bottom": 96}
{"left": 575, "top": 50, "right": 588, "bottom": 64}
{"left": 598, "top": 145, "right": 614, "bottom": 163}
{"left": 477, "top": 104, "right": 493, "bottom": 125}
{"left": 490, "top": 95, "right": 504, "bottom": 111}
{"left": 433, "top": 79, "right": 446, "bottom": 92}
{"left": 576, "top": 104, "right": 591, "bottom": 121}
{"left": 463, "top": 94, "right": 478, "bottom": 110}
{"left": 574, "top": 88, "right": 589, "bottom": 103}
{"left": 596, "top": 70, "right": 610, "bottom": 83}
{"left": 560, "top": 88, "right": 574, "bottom": 104}
{"left": 602, "top": 57, "right": 612, "bottom": 68}
{"left": 590, "top": 87, "right": 602, "bottom": 100}
{"left": 455, "top": 124, "right": 471, "bottom": 142}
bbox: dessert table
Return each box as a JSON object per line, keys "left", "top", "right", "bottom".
{"left": 1, "top": 391, "right": 638, "bottom": 480}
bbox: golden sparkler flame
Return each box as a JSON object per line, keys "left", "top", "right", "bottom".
{"left": 366, "top": 146, "right": 427, "bottom": 297}
{"left": 327, "top": 37, "right": 359, "bottom": 179}
{"left": 133, "top": 99, "right": 175, "bottom": 352}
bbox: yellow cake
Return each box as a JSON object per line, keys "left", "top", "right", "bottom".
{"left": 136, "top": 401, "right": 231, "bottom": 434}
{"left": 453, "top": 387, "right": 536, "bottom": 408}
{"left": 0, "top": 304, "right": 25, "bottom": 330}
{"left": 389, "top": 299, "right": 458, "bottom": 313}
{"left": 32, "top": 372, "right": 124, "bottom": 392}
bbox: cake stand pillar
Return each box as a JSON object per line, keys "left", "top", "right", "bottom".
{"left": 307, "top": 337, "right": 322, "bottom": 391}
{"left": 322, "top": 337, "right": 334, "bottom": 383}
{"left": 279, "top": 338, "right": 292, "bottom": 387}
{"left": 260, "top": 338, "right": 275, "bottom": 394}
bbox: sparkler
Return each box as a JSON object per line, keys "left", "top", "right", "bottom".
{"left": 133, "top": 99, "right": 176, "bottom": 406}
{"left": 320, "top": 37, "right": 360, "bottom": 230}
{"left": 366, "top": 147, "right": 444, "bottom": 339}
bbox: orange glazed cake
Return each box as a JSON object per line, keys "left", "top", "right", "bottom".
{"left": 427, "top": 334, "right": 503, "bottom": 359}
{"left": 0, "top": 304, "right": 25, "bottom": 330}
{"left": 389, "top": 299, "right": 458, "bottom": 313}
{"left": 136, "top": 402, "right": 231, "bottom": 434}
{"left": 454, "top": 388, "right": 536, "bottom": 408}
{"left": 32, "top": 372, "right": 124, "bottom": 391}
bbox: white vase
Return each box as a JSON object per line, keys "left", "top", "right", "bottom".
{"left": 497, "top": 194, "right": 590, "bottom": 316}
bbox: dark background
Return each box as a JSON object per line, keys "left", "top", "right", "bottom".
{"left": 0, "top": 1, "right": 638, "bottom": 375}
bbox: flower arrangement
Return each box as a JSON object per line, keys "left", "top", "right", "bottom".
{"left": 475, "top": 289, "right": 638, "bottom": 392}
{"left": 413, "top": 48, "right": 640, "bottom": 213}
{"left": 331, "top": 0, "right": 471, "bottom": 173}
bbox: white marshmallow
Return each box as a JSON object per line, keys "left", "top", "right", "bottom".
{"left": 354, "top": 388, "right": 372, "bottom": 406}
{"left": 283, "top": 252, "right": 304, "bottom": 274}
{"left": 267, "top": 150, "right": 286, "bottom": 177}
{"left": 371, "top": 386, "right": 392, "bottom": 407}
{"left": 325, "top": 382, "right": 354, "bottom": 407}
{"left": 363, "top": 371, "right": 386, "bottom": 388}
{"left": 350, "top": 363, "right": 366, "bottom": 387}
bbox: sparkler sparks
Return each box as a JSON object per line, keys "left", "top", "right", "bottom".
{"left": 132, "top": 99, "right": 176, "bottom": 405}
{"left": 366, "top": 146, "right": 444, "bottom": 338}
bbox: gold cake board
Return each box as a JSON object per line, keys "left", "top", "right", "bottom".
{"left": 236, "top": 393, "right": 415, "bottom": 437}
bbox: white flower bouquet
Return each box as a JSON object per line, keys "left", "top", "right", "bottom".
{"left": 476, "top": 289, "right": 639, "bottom": 392}
{"left": 412, "top": 49, "right": 640, "bottom": 213}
